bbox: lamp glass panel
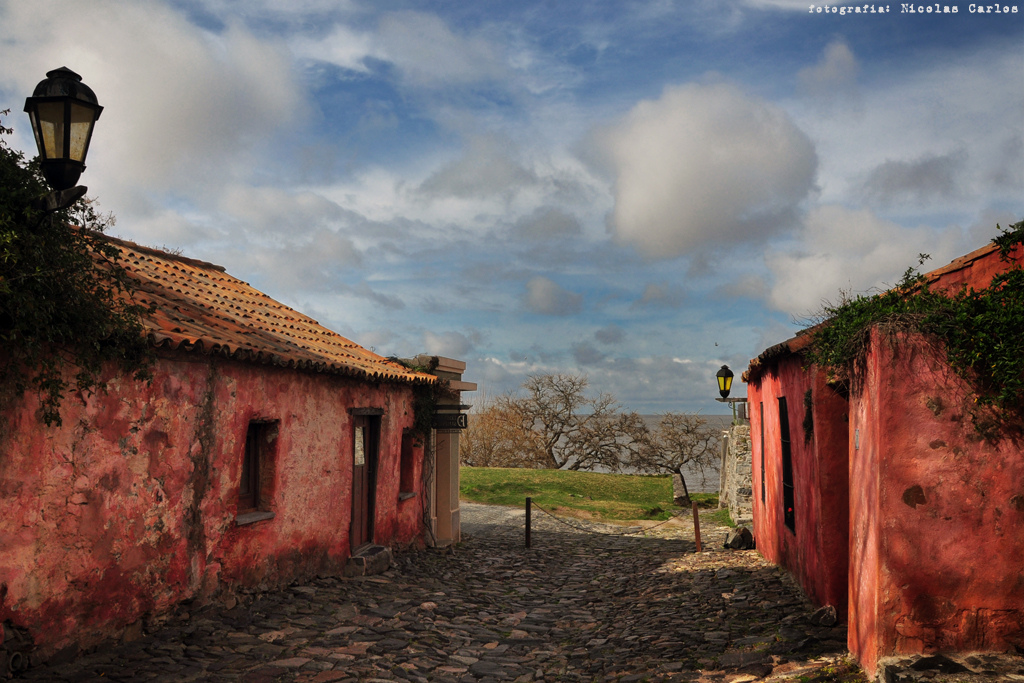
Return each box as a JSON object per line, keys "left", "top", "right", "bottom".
{"left": 29, "top": 114, "right": 44, "bottom": 159}
{"left": 68, "top": 102, "right": 95, "bottom": 162}
{"left": 35, "top": 101, "right": 66, "bottom": 159}
{"left": 718, "top": 375, "right": 733, "bottom": 393}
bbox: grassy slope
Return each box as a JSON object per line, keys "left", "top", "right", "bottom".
{"left": 459, "top": 466, "right": 724, "bottom": 523}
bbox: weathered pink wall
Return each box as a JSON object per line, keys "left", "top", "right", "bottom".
{"left": 0, "top": 352, "right": 422, "bottom": 657}
{"left": 749, "top": 359, "right": 850, "bottom": 616}
{"left": 749, "top": 242, "right": 1024, "bottom": 676}
{"left": 809, "top": 369, "right": 850, "bottom": 616}
{"left": 849, "top": 329, "right": 1024, "bottom": 674}
{"left": 847, "top": 340, "right": 882, "bottom": 672}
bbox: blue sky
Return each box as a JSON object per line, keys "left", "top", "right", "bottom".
{"left": 1, "top": 0, "right": 1021, "bottom": 413}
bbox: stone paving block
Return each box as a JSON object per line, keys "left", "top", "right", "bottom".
{"left": 11, "top": 504, "right": 937, "bottom": 683}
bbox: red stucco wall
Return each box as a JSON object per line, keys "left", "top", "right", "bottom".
{"left": 848, "top": 339, "right": 883, "bottom": 672}
{"left": 0, "top": 352, "right": 422, "bottom": 657}
{"left": 849, "top": 329, "right": 1024, "bottom": 673}
{"left": 749, "top": 359, "right": 850, "bottom": 615}
{"left": 749, "top": 242, "right": 1024, "bottom": 676}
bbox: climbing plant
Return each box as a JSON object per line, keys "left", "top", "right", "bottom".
{"left": 0, "top": 111, "right": 153, "bottom": 426}
{"left": 388, "top": 355, "right": 455, "bottom": 438}
{"left": 806, "top": 220, "right": 1024, "bottom": 418}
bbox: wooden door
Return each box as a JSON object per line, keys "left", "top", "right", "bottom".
{"left": 350, "top": 416, "right": 377, "bottom": 551}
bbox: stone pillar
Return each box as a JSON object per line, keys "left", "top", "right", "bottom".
{"left": 435, "top": 430, "right": 455, "bottom": 544}
{"left": 414, "top": 355, "right": 476, "bottom": 547}
{"left": 723, "top": 425, "right": 753, "bottom": 525}
{"left": 718, "top": 430, "right": 731, "bottom": 509}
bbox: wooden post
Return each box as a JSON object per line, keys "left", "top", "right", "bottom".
{"left": 525, "top": 497, "right": 532, "bottom": 548}
{"left": 692, "top": 501, "right": 702, "bottom": 553}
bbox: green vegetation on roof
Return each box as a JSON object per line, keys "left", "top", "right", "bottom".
{"left": 806, "top": 220, "right": 1024, "bottom": 434}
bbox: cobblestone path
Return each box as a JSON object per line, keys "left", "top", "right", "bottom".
{"left": 23, "top": 504, "right": 861, "bottom": 683}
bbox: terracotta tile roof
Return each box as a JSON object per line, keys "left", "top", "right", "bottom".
{"left": 107, "top": 235, "right": 434, "bottom": 385}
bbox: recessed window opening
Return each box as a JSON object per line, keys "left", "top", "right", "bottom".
{"left": 760, "top": 401, "right": 766, "bottom": 504}
{"left": 238, "top": 420, "right": 278, "bottom": 518}
{"left": 779, "top": 397, "right": 795, "bottom": 533}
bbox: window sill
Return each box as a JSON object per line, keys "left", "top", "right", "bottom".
{"left": 236, "top": 510, "right": 276, "bottom": 526}
{"left": 398, "top": 492, "right": 416, "bottom": 501}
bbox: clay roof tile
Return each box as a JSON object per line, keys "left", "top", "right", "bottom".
{"left": 102, "top": 235, "right": 434, "bottom": 386}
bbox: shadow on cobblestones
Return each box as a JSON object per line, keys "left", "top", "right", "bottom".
{"left": 20, "top": 504, "right": 864, "bottom": 683}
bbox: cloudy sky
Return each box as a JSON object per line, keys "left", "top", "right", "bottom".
{"left": 1, "top": 0, "right": 1021, "bottom": 413}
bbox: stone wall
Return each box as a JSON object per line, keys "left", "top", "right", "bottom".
{"left": 718, "top": 424, "right": 753, "bottom": 525}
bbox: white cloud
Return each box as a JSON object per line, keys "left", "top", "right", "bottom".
{"left": 633, "top": 283, "right": 687, "bottom": 309}
{"left": 571, "top": 342, "right": 606, "bottom": 366}
{"left": 594, "top": 324, "right": 626, "bottom": 345}
{"left": 219, "top": 185, "right": 360, "bottom": 236}
{"left": 986, "top": 135, "right": 1024, "bottom": 190}
{"left": 515, "top": 207, "right": 582, "bottom": 240}
{"left": 753, "top": 320, "right": 803, "bottom": 356}
{"left": 572, "top": 356, "right": 740, "bottom": 413}
{"left": 798, "top": 39, "right": 859, "bottom": 103}
{"left": 191, "top": 0, "right": 360, "bottom": 19}
{"left": 419, "top": 135, "right": 538, "bottom": 200}
{"left": 423, "top": 330, "right": 477, "bottom": 357}
{"left": 375, "top": 11, "right": 509, "bottom": 88}
{"left": 742, "top": 0, "right": 818, "bottom": 8}
{"left": 352, "top": 328, "right": 396, "bottom": 354}
{"left": 226, "top": 227, "right": 362, "bottom": 293}
{"left": 789, "top": 41, "right": 1023, "bottom": 215}
{"left": 600, "top": 82, "right": 817, "bottom": 258}
{"left": 290, "top": 23, "right": 375, "bottom": 73}
{"left": 719, "top": 274, "right": 769, "bottom": 300}
{"left": 858, "top": 150, "right": 967, "bottom": 206}
{"left": 524, "top": 276, "right": 583, "bottom": 315}
{"left": 764, "top": 205, "right": 965, "bottom": 317}
{"left": 0, "top": 1, "right": 304, "bottom": 205}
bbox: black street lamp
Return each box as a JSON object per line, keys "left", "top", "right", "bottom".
{"left": 23, "top": 67, "right": 103, "bottom": 193}
{"left": 715, "top": 364, "right": 747, "bottom": 424}
{"left": 716, "top": 364, "right": 734, "bottom": 399}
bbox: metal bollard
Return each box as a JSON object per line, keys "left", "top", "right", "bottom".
{"left": 692, "top": 501, "right": 702, "bottom": 553}
{"left": 525, "top": 497, "right": 532, "bottom": 548}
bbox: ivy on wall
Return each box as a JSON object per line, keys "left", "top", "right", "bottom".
{"left": 806, "top": 220, "right": 1024, "bottom": 421}
{"left": 390, "top": 355, "right": 454, "bottom": 438}
{"left": 0, "top": 111, "right": 153, "bottom": 426}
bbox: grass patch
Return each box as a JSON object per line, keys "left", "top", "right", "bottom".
{"left": 460, "top": 466, "right": 719, "bottom": 522}
{"left": 702, "top": 507, "right": 736, "bottom": 528}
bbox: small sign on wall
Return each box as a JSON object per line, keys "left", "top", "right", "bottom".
{"left": 432, "top": 413, "right": 468, "bottom": 431}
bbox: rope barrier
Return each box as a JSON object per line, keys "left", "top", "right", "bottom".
{"left": 528, "top": 500, "right": 690, "bottom": 537}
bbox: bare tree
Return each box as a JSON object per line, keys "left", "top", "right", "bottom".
{"left": 460, "top": 393, "right": 545, "bottom": 468}
{"left": 503, "top": 373, "right": 647, "bottom": 471}
{"left": 462, "top": 373, "right": 654, "bottom": 471}
{"left": 631, "top": 412, "right": 719, "bottom": 504}
{"left": 561, "top": 408, "right": 651, "bottom": 472}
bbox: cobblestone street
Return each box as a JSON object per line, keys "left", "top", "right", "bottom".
{"left": 20, "top": 503, "right": 871, "bottom": 682}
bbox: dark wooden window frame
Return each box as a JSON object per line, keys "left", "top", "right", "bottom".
{"left": 779, "top": 397, "right": 795, "bottom": 533}
{"left": 237, "top": 420, "right": 278, "bottom": 526}
{"left": 350, "top": 414, "right": 380, "bottom": 550}
{"left": 760, "top": 401, "right": 766, "bottom": 504}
